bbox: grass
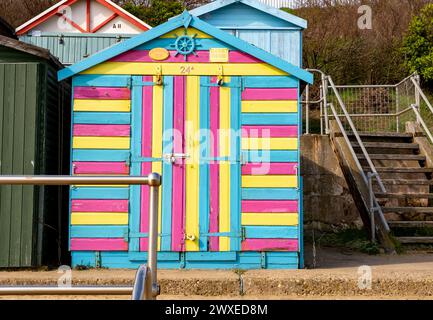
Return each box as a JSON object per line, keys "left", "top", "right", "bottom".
{"left": 306, "top": 228, "right": 381, "bottom": 255}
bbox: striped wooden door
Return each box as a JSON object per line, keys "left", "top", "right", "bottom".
{"left": 130, "top": 75, "right": 242, "bottom": 254}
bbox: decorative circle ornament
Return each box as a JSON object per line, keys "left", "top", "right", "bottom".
{"left": 149, "top": 48, "right": 170, "bottom": 61}
{"left": 170, "top": 29, "right": 201, "bottom": 61}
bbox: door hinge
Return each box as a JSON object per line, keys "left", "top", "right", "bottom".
{"left": 260, "top": 252, "right": 266, "bottom": 269}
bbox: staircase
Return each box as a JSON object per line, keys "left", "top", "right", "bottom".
{"left": 350, "top": 132, "right": 433, "bottom": 245}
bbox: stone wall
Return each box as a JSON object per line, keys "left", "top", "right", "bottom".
{"left": 301, "top": 134, "right": 362, "bottom": 231}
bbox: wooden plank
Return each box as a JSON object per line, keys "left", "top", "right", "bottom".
{"left": 74, "top": 87, "right": 131, "bottom": 100}
{"left": 71, "top": 200, "right": 129, "bottom": 213}
{"left": 242, "top": 100, "right": 298, "bottom": 113}
{"left": 74, "top": 99, "right": 131, "bottom": 112}
{"left": 352, "top": 142, "right": 419, "bottom": 149}
{"left": 71, "top": 212, "right": 128, "bottom": 225}
{"left": 242, "top": 163, "right": 298, "bottom": 175}
{"left": 185, "top": 76, "right": 200, "bottom": 252}
{"left": 71, "top": 188, "right": 129, "bottom": 200}
{"left": 73, "top": 162, "right": 129, "bottom": 175}
{"left": 72, "top": 150, "right": 130, "bottom": 162}
{"left": 74, "top": 112, "right": 131, "bottom": 124}
{"left": 388, "top": 221, "right": 433, "bottom": 228}
{"left": 241, "top": 137, "right": 298, "bottom": 150}
{"left": 244, "top": 226, "right": 298, "bottom": 239}
{"left": 396, "top": 237, "right": 433, "bottom": 244}
{"left": 241, "top": 113, "right": 298, "bottom": 126}
{"left": 161, "top": 27, "right": 212, "bottom": 39}
{"left": 242, "top": 88, "right": 297, "bottom": 100}
{"left": 82, "top": 62, "right": 288, "bottom": 76}
{"left": 382, "top": 179, "right": 433, "bottom": 186}
{"left": 242, "top": 125, "right": 298, "bottom": 138}
{"left": 242, "top": 175, "right": 298, "bottom": 188}
{"left": 376, "top": 193, "right": 433, "bottom": 199}
{"left": 73, "top": 137, "right": 130, "bottom": 149}
{"left": 357, "top": 154, "right": 425, "bottom": 161}
{"left": 242, "top": 188, "right": 299, "bottom": 200}
{"left": 70, "top": 238, "right": 128, "bottom": 251}
{"left": 71, "top": 226, "right": 127, "bottom": 238}
{"left": 241, "top": 239, "right": 298, "bottom": 251}
{"left": 242, "top": 76, "right": 298, "bottom": 88}
{"left": 73, "top": 124, "right": 131, "bottom": 137}
{"left": 245, "top": 150, "right": 298, "bottom": 163}
{"left": 382, "top": 207, "right": 433, "bottom": 214}
{"left": 241, "top": 213, "right": 298, "bottom": 226}
{"left": 242, "top": 200, "right": 298, "bottom": 213}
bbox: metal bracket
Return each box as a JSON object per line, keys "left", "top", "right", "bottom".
{"left": 95, "top": 251, "right": 101, "bottom": 268}
{"left": 260, "top": 252, "right": 266, "bottom": 269}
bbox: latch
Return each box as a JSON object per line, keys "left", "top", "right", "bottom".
{"left": 217, "top": 65, "right": 224, "bottom": 86}
{"left": 155, "top": 66, "right": 163, "bottom": 86}
{"left": 185, "top": 234, "right": 196, "bottom": 241}
{"left": 163, "top": 153, "right": 190, "bottom": 164}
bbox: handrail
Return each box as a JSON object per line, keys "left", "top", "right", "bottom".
{"left": 411, "top": 104, "right": 433, "bottom": 145}
{"left": 327, "top": 76, "right": 387, "bottom": 194}
{"left": 0, "top": 174, "right": 162, "bottom": 301}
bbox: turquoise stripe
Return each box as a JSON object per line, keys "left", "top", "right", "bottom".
{"left": 244, "top": 150, "right": 298, "bottom": 163}
{"left": 161, "top": 76, "right": 174, "bottom": 251}
{"left": 74, "top": 112, "right": 131, "bottom": 124}
{"left": 136, "top": 38, "right": 235, "bottom": 51}
{"left": 71, "top": 226, "right": 127, "bottom": 238}
{"left": 72, "top": 75, "right": 131, "bottom": 87}
{"left": 199, "top": 77, "right": 210, "bottom": 252}
{"left": 241, "top": 113, "right": 298, "bottom": 125}
{"left": 242, "top": 76, "right": 298, "bottom": 88}
{"left": 230, "top": 77, "right": 241, "bottom": 252}
{"left": 71, "top": 187, "right": 129, "bottom": 199}
{"left": 244, "top": 226, "right": 298, "bottom": 239}
{"left": 242, "top": 188, "right": 298, "bottom": 200}
{"left": 72, "top": 150, "right": 130, "bottom": 161}
{"left": 129, "top": 76, "right": 143, "bottom": 252}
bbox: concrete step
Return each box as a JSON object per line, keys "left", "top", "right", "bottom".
{"left": 365, "top": 167, "right": 433, "bottom": 173}
{"left": 382, "top": 207, "right": 433, "bottom": 214}
{"left": 357, "top": 154, "right": 426, "bottom": 161}
{"left": 396, "top": 237, "right": 433, "bottom": 244}
{"left": 376, "top": 193, "right": 433, "bottom": 199}
{"left": 388, "top": 221, "right": 433, "bottom": 228}
{"left": 382, "top": 179, "right": 433, "bottom": 185}
{"left": 353, "top": 142, "right": 419, "bottom": 150}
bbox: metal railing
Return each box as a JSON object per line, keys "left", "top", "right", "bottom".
{"left": 0, "top": 174, "right": 161, "bottom": 301}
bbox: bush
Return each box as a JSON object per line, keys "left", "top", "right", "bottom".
{"left": 122, "top": 0, "right": 185, "bottom": 27}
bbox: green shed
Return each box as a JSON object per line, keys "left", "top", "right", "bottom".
{"left": 0, "top": 35, "right": 71, "bottom": 268}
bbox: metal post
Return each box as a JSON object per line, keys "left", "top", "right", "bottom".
{"left": 305, "top": 84, "right": 310, "bottom": 134}
{"left": 415, "top": 74, "right": 421, "bottom": 124}
{"left": 145, "top": 172, "right": 161, "bottom": 300}
{"left": 367, "top": 173, "right": 376, "bottom": 243}
{"left": 396, "top": 86, "right": 400, "bottom": 133}
{"left": 323, "top": 75, "right": 329, "bottom": 134}
{"left": 320, "top": 85, "right": 323, "bottom": 135}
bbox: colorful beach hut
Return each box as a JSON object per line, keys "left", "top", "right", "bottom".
{"left": 59, "top": 10, "right": 312, "bottom": 269}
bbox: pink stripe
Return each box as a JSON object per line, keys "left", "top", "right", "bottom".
{"left": 71, "top": 200, "right": 129, "bottom": 213}
{"left": 242, "top": 88, "right": 298, "bottom": 101}
{"left": 73, "top": 124, "right": 131, "bottom": 137}
{"left": 74, "top": 87, "right": 131, "bottom": 100}
{"left": 140, "top": 76, "right": 153, "bottom": 251}
{"left": 242, "top": 163, "right": 298, "bottom": 175}
{"left": 242, "top": 126, "right": 298, "bottom": 138}
{"left": 70, "top": 238, "right": 128, "bottom": 251}
{"left": 242, "top": 201, "right": 298, "bottom": 213}
{"left": 172, "top": 76, "right": 186, "bottom": 252}
{"left": 73, "top": 162, "right": 129, "bottom": 175}
{"left": 110, "top": 50, "right": 260, "bottom": 63}
{"left": 241, "top": 239, "right": 298, "bottom": 251}
{"left": 209, "top": 76, "right": 220, "bottom": 251}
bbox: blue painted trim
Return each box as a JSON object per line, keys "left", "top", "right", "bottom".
{"left": 72, "top": 150, "right": 130, "bottom": 162}
{"left": 69, "top": 82, "right": 76, "bottom": 251}
{"left": 58, "top": 11, "right": 313, "bottom": 84}
{"left": 71, "top": 226, "right": 127, "bottom": 238}
{"left": 244, "top": 226, "right": 298, "bottom": 239}
{"left": 71, "top": 251, "right": 299, "bottom": 269}
{"left": 297, "top": 80, "right": 303, "bottom": 269}
{"left": 72, "top": 75, "right": 131, "bottom": 87}
{"left": 74, "top": 112, "right": 131, "bottom": 124}
{"left": 71, "top": 187, "right": 130, "bottom": 199}
{"left": 242, "top": 76, "right": 298, "bottom": 88}
{"left": 188, "top": 0, "right": 307, "bottom": 29}
{"left": 129, "top": 76, "right": 143, "bottom": 253}
{"left": 229, "top": 77, "right": 242, "bottom": 252}
{"left": 244, "top": 150, "right": 298, "bottom": 163}
{"left": 161, "top": 76, "right": 174, "bottom": 251}
{"left": 241, "top": 113, "right": 298, "bottom": 125}
{"left": 241, "top": 188, "right": 298, "bottom": 200}
{"left": 199, "top": 76, "right": 210, "bottom": 252}
{"left": 136, "top": 38, "right": 236, "bottom": 51}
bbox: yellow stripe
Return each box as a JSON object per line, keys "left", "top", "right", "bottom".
{"left": 241, "top": 138, "right": 298, "bottom": 150}
{"left": 161, "top": 27, "right": 212, "bottom": 39}
{"left": 241, "top": 213, "right": 298, "bottom": 226}
{"left": 241, "top": 100, "right": 298, "bottom": 113}
{"left": 219, "top": 77, "right": 231, "bottom": 251}
{"left": 152, "top": 76, "right": 163, "bottom": 251}
{"left": 74, "top": 99, "right": 131, "bottom": 112}
{"left": 82, "top": 63, "right": 287, "bottom": 76}
{"left": 185, "top": 76, "right": 200, "bottom": 252}
{"left": 73, "top": 137, "right": 130, "bottom": 149}
{"left": 71, "top": 212, "right": 128, "bottom": 225}
{"left": 242, "top": 175, "right": 298, "bottom": 188}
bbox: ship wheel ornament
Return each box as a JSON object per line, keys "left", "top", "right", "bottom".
{"left": 170, "top": 29, "right": 201, "bottom": 61}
